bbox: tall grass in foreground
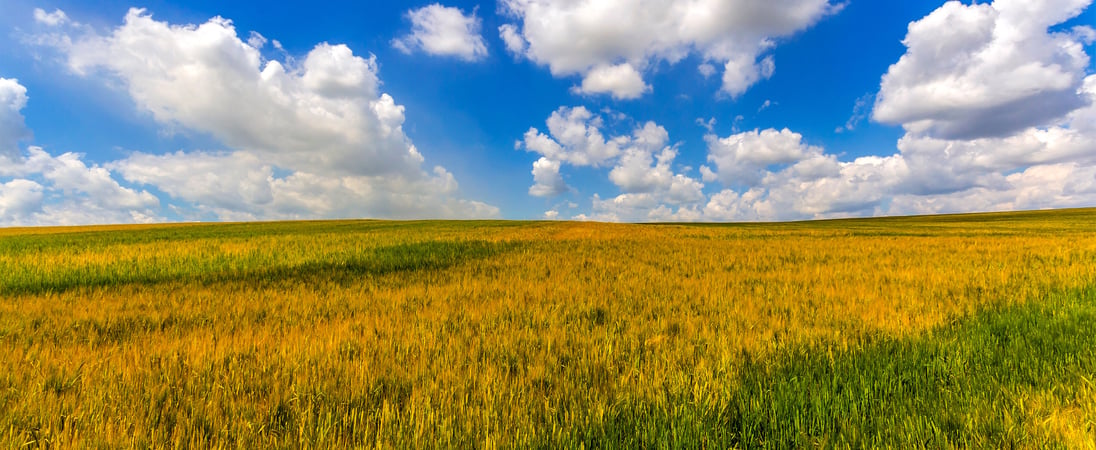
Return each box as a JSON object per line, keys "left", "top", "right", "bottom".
{"left": 0, "top": 210, "right": 1095, "bottom": 447}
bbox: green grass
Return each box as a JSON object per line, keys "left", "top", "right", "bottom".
{"left": 1, "top": 239, "right": 517, "bottom": 296}
{"left": 552, "top": 285, "right": 1096, "bottom": 448}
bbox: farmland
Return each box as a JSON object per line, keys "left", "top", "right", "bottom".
{"left": 1, "top": 209, "right": 1095, "bottom": 448}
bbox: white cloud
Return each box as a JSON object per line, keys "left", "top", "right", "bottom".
{"left": 587, "top": 192, "right": 658, "bottom": 222}
{"left": 698, "top": 63, "right": 717, "bottom": 78}
{"left": 836, "top": 93, "right": 872, "bottom": 133}
{"left": 520, "top": 108, "right": 691, "bottom": 193}
{"left": 499, "top": 0, "right": 839, "bottom": 98}
{"left": 895, "top": 114, "right": 1096, "bottom": 196}
{"left": 705, "top": 128, "right": 822, "bottom": 187}
{"left": 110, "top": 151, "right": 275, "bottom": 214}
{"left": 0, "top": 179, "right": 44, "bottom": 223}
{"left": 521, "top": 107, "right": 707, "bottom": 220}
{"left": 702, "top": 150, "right": 897, "bottom": 221}
{"left": 1, "top": 76, "right": 162, "bottom": 226}
{"left": 40, "top": 149, "right": 159, "bottom": 211}
{"left": 63, "top": 11, "right": 413, "bottom": 177}
{"left": 701, "top": 132, "right": 909, "bottom": 221}
{"left": 529, "top": 156, "right": 568, "bottom": 197}
{"left": 668, "top": 174, "right": 706, "bottom": 204}
{"left": 764, "top": 154, "right": 909, "bottom": 218}
{"left": 526, "top": 1, "right": 1096, "bottom": 223}
{"left": 38, "top": 8, "right": 496, "bottom": 222}
{"left": 0, "top": 146, "right": 162, "bottom": 226}
{"left": 392, "top": 4, "right": 488, "bottom": 62}
{"left": 699, "top": 111, "right": 1096, "bottom": 221}
{"left": 600, "top": 122, "right": 701, "bottom": 200}
{"left": 112, "top": 150, "right": 496, "bottom": 220}
{"left": 873, "top": 0, "right": 1094, "bottom": 139}
{"left": 683, "top": 0, "right": 1096, "bottom": 222}
{"left": 498, "top": 23, "right": 527, "bottom": 56}
{"left": 586, "top": 188, "right": 706, "bottom": 222}
{"left": 247, "top": 31, "right": 267, "bottom": 49}
{"left": 699, "top": 165, "right": 718, "bottom": 182}
{"left": 722, "top": 54, "right": 775, "bottom": 98}
{"left": 610, "top": 146, "right": 675, "bottom": 194}
{"left": 886, "top": 163, "right": 1096, "bottom": 216}
{"left": 702, "top": 188, "right": 761, "bottom": 221}
{"left": 1073, "top": 75, "right": 1096, "bottom": 134}
{"left": 686, "top": 71, "right": 1096, "bottom": 222}
{"left": 0, "top": 78, "right": 30, "bottom": 160}
{"left": 520, "top": 106, "right": 625, "bottom": 167}
{"left": 582, "top": 171, "right": 707, "bottom": 222}
{"left": 607, "top": 121, "right": 672, "bottom": 192}
{"left": 572, "top": 63, "right": 650, "bottom": 100}
{"left": 698, "top": 97, "right": 1096, "bottom": 221}
{"left": 33, "top": 8, "right": 69, "bottom": 27}
{"left": 696, "top": 117, "right": 717, "bottom": 133}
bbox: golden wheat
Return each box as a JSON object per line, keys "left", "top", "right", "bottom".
{"left": 1, "top": 210, "right": 1094, "bottom": 447}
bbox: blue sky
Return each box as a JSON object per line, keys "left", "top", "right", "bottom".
{"left": 0, "top": 0, "right": 1094, "bottom": 224}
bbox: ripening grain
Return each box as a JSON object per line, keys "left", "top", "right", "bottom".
{"left": 1, "top": 210, "right": 1094, "bottom": 448}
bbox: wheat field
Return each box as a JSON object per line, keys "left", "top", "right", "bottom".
{"left": 1, "top": 209, "right": 1095, "bottom": 448}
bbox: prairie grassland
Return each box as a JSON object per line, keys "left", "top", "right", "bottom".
{"left": 1, "top": 209, "right": 1095, "bottom": 448}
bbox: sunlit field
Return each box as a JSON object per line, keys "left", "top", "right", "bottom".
{"left": 2, "top": 209, "right": 1095, "bottom": 448}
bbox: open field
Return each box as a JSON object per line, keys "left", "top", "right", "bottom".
{"left": 2, "top": 209, "right": 1096, "bottom": 448}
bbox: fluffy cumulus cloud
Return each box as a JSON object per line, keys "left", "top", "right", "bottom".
{"left": 571, "top": 63, "right": 650, "bottom": 100}
{"left": 65, "top": 12, "right": 419, "bottom": 177}
{"left": 864, "top": 0, "right": 1096, "bottom": 216}
{"left": 695, "top": 125, "right": 911, "bottom": 220}
{"left": 703, "top": 154, "right": 909, "bottom": 221}
{"left": 520, "top": 107, "right": 706, "bottom": 221}
{"left": 0, "top": 179, "right": 44, "bottom": 225}
{"left": 585, "top": 176, "right": 706, "bottom": 222}
{"left": 522, "top": 94, "right": 1078, "bottom": 222}
{"left": 695, "top": 87, "right": 1095, "bottom": 218}
{"left": 392, "top": 4, "right": 488, "bottom": 61}
{"left": 680, "top": 0, "right": 1096, "bottom": 222}
{"left": 111, "top": 151, "right": 495, "bottom": 221}
{"left": 10, "top": 1, "right": 1096, "bottom": 225}
{"left": 0, "top": 78, "right": 38, "bottom": 224}
{"left": 1, "top": 77, "right": 161, "bottom": 225}
{"left": 692, "top": 73, "right": 1096, "bottom": 221}
{"left": 0, "top": 78, "right": 30, "bottom": 160}
{"left": 499, "top": 0, "right": 839, "bottom": 98}
{"left": 704, "top": 127, "right": 825, "bottom": 187}
{"left": 528, "top": 157, "right": 568, "bottom": 197}
{"left": 887, "top": 163, "right": 1096, "bottom": 215}
{"left": 28, "top": 8, "right": 496, "bottom": 223}
{"left": 0, "top": 145, "right": 162, "bottom": 226}
{"left": 873, "top": 0, "right": 1094, "bottom": 139}
{"left": 520, "top": 106, "right": 626, "bottom": 167}
{"left": 530, "top": 0, "right": 1096, "bottom": 223}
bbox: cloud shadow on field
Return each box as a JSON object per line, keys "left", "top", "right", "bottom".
{"left": 0, "top": 239, "right": 521, "bottom": 296}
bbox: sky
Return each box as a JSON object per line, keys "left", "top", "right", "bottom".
{"left": 0, "top": 0, "right": 1094, "bottom": 225}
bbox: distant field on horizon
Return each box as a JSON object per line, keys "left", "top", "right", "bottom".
{"left": 2, "top": 208, "right": 1095, "bottom": 448}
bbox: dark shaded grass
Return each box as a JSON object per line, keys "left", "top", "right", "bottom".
{"left": 1, "top": 239, "right": 519, "bottom": 296}
{"left": 0, "top": 219, "right": 525, "bottom": 255}
{"left": 546, "top": 285, "right": 1096, "bottom": 449}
